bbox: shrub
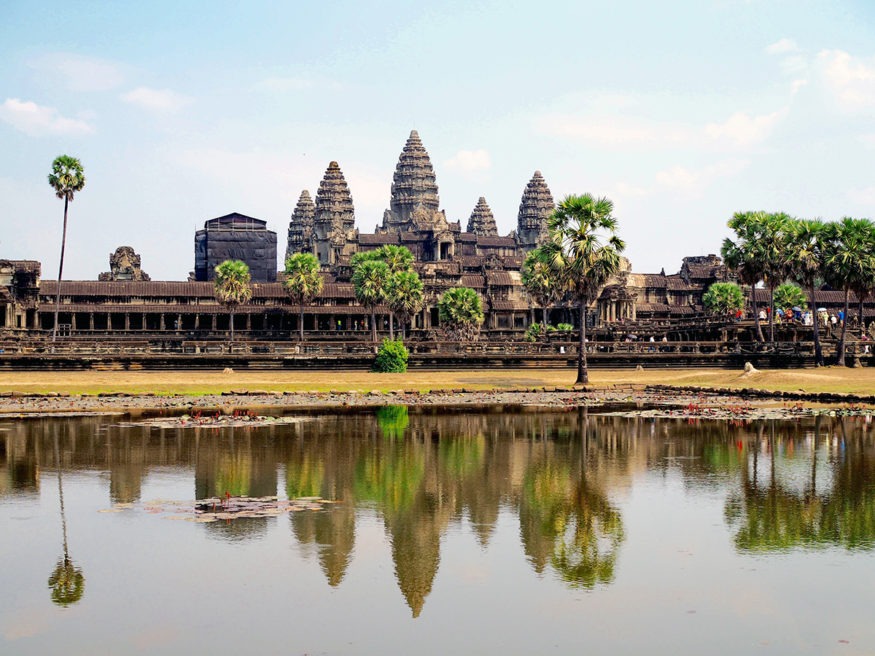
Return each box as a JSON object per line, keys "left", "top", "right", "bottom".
{"left": 556, "top": 323, "right": 573, "bottom": 331}
{"left": 373, "top": 338, "right": 409, "bottom": 373}
{"left": 524, "top": 323, "right": 546, "bottom": 342}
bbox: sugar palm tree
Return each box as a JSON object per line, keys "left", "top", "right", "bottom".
{"left": 437, "top": 286, "right": 485, "bottom": 341}
{"left": 214, "top": 259, "right": 253, "bottom": 343}
{"left": 47, "top": 155, "right": 86, "bottom": 342}
{"left": 283, "top": 253, "right": 323, "bottom": 341}
{"left": 522, "top": 248, "right": 558, "bottom": 326}
{"left": 722, "top": 211, "right": 772, "bottom": 342}
{"left": 387, "top": 270, "right": 424, "bottom": 340}
{"left": 823, "top": 218, "right": 875, "bottom": 366}
{"left": 540, "top": 194, "right": 625, "bottom": 385}
{"left": 760, "top": 212, "right": 793, "bottom": 342}
{"left": 786, "top": 218, "right": 826, "bottom": 365}
{"left": 352, "top": 259, "right": 389, "bottom": 342}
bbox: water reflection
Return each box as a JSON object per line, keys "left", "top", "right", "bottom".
{"left": 48, "top": 427, "right": 84, "bottom": 607}
{"left": 2, "top": 411, "right": 875, "bottom": 618}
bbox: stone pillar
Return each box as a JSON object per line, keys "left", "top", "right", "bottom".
{"left": 245, "top": 314, "right": 251, "bottom": 332}
{"left": 89, "top": 313, "right": 94, "bottom": 331}
{"left": 125, "top": 313, "right": 130, "bottom": 331}
{"left": 160, "top": 314, "right": 165, "bottom": 331}
{"left": 194, "top": 314, "right": 200, "bottom": 330}
{"left": 141, "top": 313, "right": 146, "bottom": 331}
{"left": 177, "top": 314, "right": 182, "bottom": 333}
{"left": 107, "top": 313, "right": 112, "bottom": 332}
{"left": 71, "top": 314, "right": 77, "bottom": 331}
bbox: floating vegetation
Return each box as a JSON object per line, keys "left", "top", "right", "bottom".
{"left": 99, "top": 495, "right": 338, "bottom": 522}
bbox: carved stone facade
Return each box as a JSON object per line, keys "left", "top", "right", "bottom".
{"left": 99, "top": 246, "right": 151, "bottom": 282}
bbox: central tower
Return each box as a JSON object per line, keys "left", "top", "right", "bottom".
{"left": 381, "top": 130, "right": 446, "bottom": 234}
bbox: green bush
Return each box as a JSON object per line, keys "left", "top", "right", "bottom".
{"left": 556, "top": 323, "right": 573, "bottom": 331}
{"left": 524, "top": 323, "right": 546, "bottom": 342}
{"left": 373, "top": 338, "right": 409, "bottom": 373}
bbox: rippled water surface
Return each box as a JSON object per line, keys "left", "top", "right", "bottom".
{"left": 2, "top": 409, "right": 875, "bottom": 655}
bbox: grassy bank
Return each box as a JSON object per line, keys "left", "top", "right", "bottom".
{"left": 0, "top": 366, "right": 873, "bottom": 396}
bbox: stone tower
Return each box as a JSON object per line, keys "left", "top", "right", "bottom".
{"left": 382, "top": 130, "right": 445, "bottom": 233}
{"left": 466, "top": 197, "right": 498, "bottom": 236}
{"left": 516, "top": 171, "right": 554, "bottom": 250}
{"left": 313, "top": 161, "right": 357, "bottom": 266}
{"left": 286, "top": 189, "right": 316, "bottom": 262}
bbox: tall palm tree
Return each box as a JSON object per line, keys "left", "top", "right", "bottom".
{"left": 213, "top": 259, "right": 253, "bottom": 343}
{"left": 374, "top": 245, "right": 415, "bottom": 338}
{"left": 722, "top": 211, "right": 769, "bottom": 342}
{"left": 522, "top": 248, "right": 558, "bottom": 326}
{"left": 283, "top": 253, "right": 323, "bottom": 341}
{"left": 785, "top": 218, "right": 826, "bottom": 365}
{"left": 540, "top": 194, "right": 625, "bottom": 385}
{"left": 387, "top": 270, "right": 424, "bottom": 340}
{"left": 47, "top": 155, "right": 85, "bottom": 342}
{"left": 760, "top": 212, "right": 793, "bottom": 342}
{"left": 823, "top": 218, "right": 875, "bottom": 366}
{"left": 352, "top": 259, "right": 389, "bottom": 342}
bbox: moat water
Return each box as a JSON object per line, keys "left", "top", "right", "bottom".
{"left": 2, "top": 409, "right": 874, "bottom": 655}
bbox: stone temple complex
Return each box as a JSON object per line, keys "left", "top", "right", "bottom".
{"left": 5, "top": 128, "right": 824, "bottom": 340}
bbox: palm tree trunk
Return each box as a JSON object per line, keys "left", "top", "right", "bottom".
{"left": 52, "top": 196, "right": 69, "bottom": 342}
{"left": 577, "top": 298, "right": 588, "bottom": 385}
{"left": 370, "top": 308, "right": 377, "bottom": 343}
{"left": 229, "top": 307, "right": 235, "bottom": 343}
{"left": 389, "top": 312, "right": 395, "bottom": 340}
{"left": 837, "top": 288, "right": 850, "bottom": 366}
{"left": 751, "top": 285, "right": 764, "bottom": 342}
{"left": 809, "top": 284, "right": 823, "bottom": 366}
{"left": 768, "top": 285, "right": 775, "bottom": 343}
{"left": 299, "top": 306, "right": 304, "bottom": 342}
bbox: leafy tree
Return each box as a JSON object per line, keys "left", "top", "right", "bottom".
{"left": 438, "top": 286, "right": 485, "bottom": 341}
{"left": 283, "top": 253, "right": 323, "bottom": 341}
{"left": 352, "top": 259, "right": 389, "bottom": 342}
{"left": 47, "top": 155, "right": 85, "bottom": 342}
{"left": 387, "top": 270, "right": 424, "bottom": 340}
{"left": 823, "top": 218, "right": 875, "bottom": 365}
{"left": 214, "top": 259, "right": 253, "bottom": 342}
{"left": 702, "top": 282, "right": 745, "bottom": 316}
{"left": 785, "top": 218, "right": 826, "bottom": 365}
{"left": 773, "top": 283, "right": 807, "bottom": 313}
{"left": 540, "top": 194, "right": 625, "bottom": 385}
{"left": 522, "top": 248, "right": 558, "bottom": 326}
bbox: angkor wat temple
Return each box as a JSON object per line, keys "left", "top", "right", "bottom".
{"left": 1, "top": 130, "right": 744, "bottom": 339}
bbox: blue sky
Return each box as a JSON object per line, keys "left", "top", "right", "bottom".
{"left": 2, "top": 0, "right": 874, "bottom": 280}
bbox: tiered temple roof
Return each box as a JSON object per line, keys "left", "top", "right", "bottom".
{"left": 466, "top": 197, "right": 498, "bottom": 236}
{"left": 384, "top": 130, "right": 441, "bottom": 232}
{"left": 286, "top": 190, "right": 316, "bottom": 262}
{"left": 314, "top": 162, "right": 355, "bottom": 231}
{"left": 516, "top": 171, "right": 554, "bottom": 249}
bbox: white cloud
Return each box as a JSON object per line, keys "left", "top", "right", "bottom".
{"left": 766, "top": 38, "right": 799, "bottom": 56}
{"left": 29, "top": 52, "right": 126, "bottom": 92}
{"left": 444, "top": 149, "right": 491, "bottom": 172}
{"left": 121, "top": 87, "right": 192, "bottom": 113}
{"left": 654, "top": 159, "right": 749, "bottom": 195}
{"left": 535, "top": 113, "right": 692, "bottom": 147}
{"left": 816, "top": 49, "right": 875, "bottom": 112}
{"left": 0, "top": 98, "right": 93, "bottom": 136}
{"left": 704, "top": 108, "right": 787, "bottom": 148}
{"left": 791, "top": 79, "right": 808, "bottom": 95}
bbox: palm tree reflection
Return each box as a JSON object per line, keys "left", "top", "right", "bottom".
{"left": 48, "top": 431, "right": 84, "bottom": 607}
